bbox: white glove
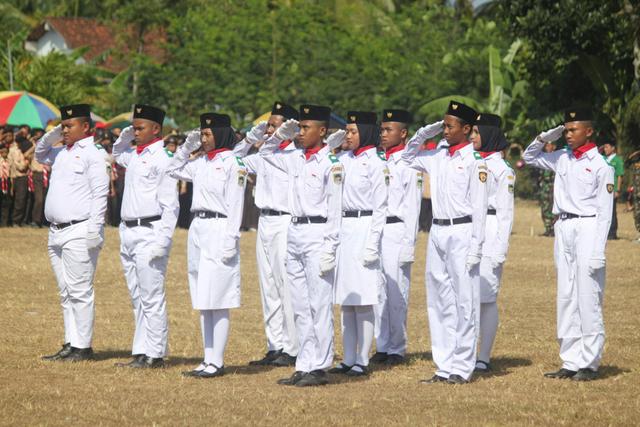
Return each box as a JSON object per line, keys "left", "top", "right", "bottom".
{"left": 86, "top": 232, "right": 103, "bottom": 250}
{"left": 362, "top": 247, "right": 379, "bottom": 267}
{"left": 537, "top": 125, "right": 565, "bottom": 143}
{"left": 245, "top": 121, "right": 267, "bottom": 145}
{"left": 148, "top": 244, "right": 169, "bottom": 261}
{"left": 465, "top": 253, "right": 482, "bottom": 271}
{"left": 118, "top": 125, "right": 135, "bottom": 144}
{"left": 40, "top": 124, "right": 62, "bottom": 147}
{"left": 221, "top": 247, "right": 238, "bottom": 265}
{"left": 398, "top": 245, "right": 415, "bottom": 265}
{"left": 410, "top": 120, "right": 444, "bottom": 145}
{"left": 184, "top": 128, "right": 202, "bottom": 152}
{"left": 273, "top": 119, "right": 299, "bottom": 141}
{"left": 490, "top": 254, "right": 506, "bottom": 270}
{"left": 588, "top": 258, "right": 606, "bottom": 275}
{"left": 325, "top": 130, "right": 346, "bottom": 149}
{"left": 319, "top": 252, "right": 336, "bottom": 276}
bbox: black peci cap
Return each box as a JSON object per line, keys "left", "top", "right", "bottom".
{"left": 132, "top": 104, "right": 166, "bottom": 126}
{"left": 200, "top": 112, "right": 231, "bottom": 129}
{"left": 381, "top": 109, "right": 412, "bottom": 124}
{"left": 346, "top": 111, "right": 377, "bottom": 125}
{"left": 299, "top": 104, "right": 331, "bottom": 122}
{"left": 476, "top": 113, "right": 502, "bottom": 128}
{"left": 271, "top": 102, "right": 299, "bottom": 120}
{"left": 60, "top": 104, "right": 91, "bottom": 120}
{"left": 446, "top": 100, "right": 477, "bottom": 125}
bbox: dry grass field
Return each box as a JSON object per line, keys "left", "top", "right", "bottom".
{"left": 1, "top": 200, "right": 639, "bottom": 426}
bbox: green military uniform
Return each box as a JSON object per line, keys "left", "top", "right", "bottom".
{"left": 604, "top": 152, "right": 624, "bottom": 239}
{"left": 538, "top": 169, "right": 555, "bottom": 236}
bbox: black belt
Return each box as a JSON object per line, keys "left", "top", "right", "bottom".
{"left": 122, "top": 215, "right": 162, "bottom": 227}
{"left": 51, "top": 219, "right": 87, "bottom": 230}
{"left": 193, "top": 210, "right": 227, "bottom": 219}
{"left": 559, "top": 212, "right": 596, "bottom": 220}
{"left": 386, "top": 216, "right": 403, "bottom": 224}
{"left": 291, "top": 216, "right": 327, "bottom": 224}
{"left": 260, "top": 209, "right": 290, "bottom": 216}
{"left": 432, "top": 215, "right": 472, "bottom": 226}
{"left": 487, "top": 209, "right": 496, "bottom": 215}
{"left": 343, "top": 210, "right": 373, "bottom": 218}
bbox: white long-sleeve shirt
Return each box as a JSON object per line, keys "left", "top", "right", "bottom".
{"left": 260, "top": 137, "right": 343, "bottom": 255}
{"left": 232, "top": 139, "right": 295, "bottom": 212}
{"left": 484, "top": 152, "right": 515, "bottom": 259}
{"left": 36, "top": 135, "right": 109, "bottom": 234}
{"left": 523, "top": 139, "right": 614, "bottom": 258}
{"left": 166, "top": 147, "right": 247, "bottom": 252}
{"left": 386, "top": 147, "right": 422, "bottom": 249}
{"left": 401, "top": 142, "right": 488, "bottom": 256}
{"left": 112, "top": 137, "right": 179, "bottom": 248}
{"left": 338, "top": 147, "right": 388, "bottom": 252}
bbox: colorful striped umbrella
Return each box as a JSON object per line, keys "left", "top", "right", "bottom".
{"left": 0, "top": 91, "right": 60, "bottom": 129}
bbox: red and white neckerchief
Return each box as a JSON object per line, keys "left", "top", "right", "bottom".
{"left": 572, "top": 141, "right": 596, "bottom": 159}
{"left": 136, "top": 137, "right": 163, "bottom": 155}
{"left": 448, "top": 141, "right": 470, "bottom": 156}
{"left": 385, "top": 144, "right": 405, "bottom": 160}
{"left": 304, "top": 145, "right": 323, "bottom": 160}
{"left": 206, "top": 147, "right": 230, "bottom": 160}
{"left": 478, "top": 151, "right": 496, "bottom": 159}
{"left": 353, "top": 145, "right": 375, "bottom": 157}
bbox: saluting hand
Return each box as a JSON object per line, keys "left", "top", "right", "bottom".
{"left": 184, "top": 128, "right": 202, "bottom": 152}
{"left": 537, "top": 125, "right": 565, "bottom": 143}
{"left": 246, "top": 121, "right": 268, "bottom": 145}
{"left": 119, "top": 125, "right": 135, "bottom": 143}
{"left": 325, "top": 130, "right": 346, "bottom": 150}
{"left": 411, "top": 120, "right": 444, "bottom": 145}
{"left": 274, "top": 119, "right": 299, "bottom": 141}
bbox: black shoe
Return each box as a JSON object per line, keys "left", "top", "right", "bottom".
{"left": 345, "top": 364, "right": 369, "bottom": 377}
{"left": 249, "top": 350, "right": 281, "bottom": 366}
{"left": 420, "top": 374, "right": 448, "bottom": 384}
{"left": 370, "top": 352, "right": 388, "bottom": 364}
{"left": 447, "top": 374, "right": 469, "bottom": 385}
{"left": 63, "top": 347, "right": 94, "bottom": 362}
{"left": 544, "top": 368, "right": 577, "bottom": 379}
{"left": 277, "top": 371, "right": 306, "bottom": 386}
{"left": 195, "top": 364, "right": 225, "bottom": 378}
{"left": 271, "top": 352, "right": 296, "bottom": 367}
{"left": 385, "top": 354, "right": 405, "bottom": 366}
{"left": 42, "top": 343, "right": 72, "bottom": 361}
{"left": 328, "top": 363, "right": 352, "bottom": 374}
{"left": 182, "top": 362, "right": 206, "bottom": 377}
{"left": 295, "top": 369, "right": 329, "bottom": 387}
{"left": 129, "top": 356, "right": 165, "bottom": 369}
{"left": 114, "top": 354, "right": 146, "bottom": 368}
{"left": 474, "top": 360, "right": 492, "bottom": 373}
{"left": 571, "top": 368, "right": 598, "bottom": 382}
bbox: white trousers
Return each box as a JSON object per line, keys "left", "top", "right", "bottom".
{"left": 555, "top": 217, "right": 605, "bottom": 371}
{"left": 376, "top": 222, "right": 412, "bottom": 356}
{"left": 286, "top": 223, "right": 335, "bottom": 372}
{"left": 200, "top": 309, "right": 230, "bottom": 367}
{"left": 48, "top": 221, "right": 100, "bottom": 348}
{"left": 341, "top": 305, "right": 375, "bottom": 366}
{"left": 426, "top": 223, "right": 479, "bottom": 380}
{"left": 119, "top": 223, "right": 170, "bottom": 358}
{"left": 256, "top": 214, "right": 297, "bottom": 355}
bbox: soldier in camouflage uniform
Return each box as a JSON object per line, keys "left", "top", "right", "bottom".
{"left": 538, "top": 141, "right": 557, "bottom": 236}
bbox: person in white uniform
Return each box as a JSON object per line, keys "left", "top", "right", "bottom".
{"left": 326, "top": 111, "right": 387, "bottom": 377}
{"left": 112, "top": 104, "right": 179, "bottom": 369}
{"left": 372, "top": 109, "right": 422, "bottom": 366}
{"left": 233, "top": 102, "right": 299, "bottom": 367}
{"left": 469, "top": 113, "right": 515, "bottom": 372}
{"left": 166, "top": 113, "right": 247, "bottom": 378}
{"left": 401, "top": 100, "right": 488, "bottom": 385}
{"left": 260, "top": 105, "right": 344, "bottom": 387}
{"left": 36, "top": 104, "right": 109, "bottom": 362}
{"left": 523, "top": 107, "right": 614, "bottom": 382}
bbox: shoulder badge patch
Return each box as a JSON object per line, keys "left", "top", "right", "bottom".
{"left": 238, "top": 168, "right": 247, "bottom": 186}
{"left": 479, "top": 171, "right": 487, "bottom": 183}
{"left": 473, "top": 152, "right": 482, "bottom": 160}
{"left": 417, "top": 172, "right": 423, "bottom": 189}
{"left": 328, "top": 153, "right": 338, "bottom": 164}
{"left": 606, "top": 184, "right": 614, "bottom": 194}
{"left": 383, "top": 167, "right": 390, "bottom": 185}
{"left": 164, "top": 148, "right": 174, "bottom": 158}
{"left": 235, "top": 156, "right": 245, "bottom": 167}
{"left": 508, "top": 183, "right": 515, "bottom": 193}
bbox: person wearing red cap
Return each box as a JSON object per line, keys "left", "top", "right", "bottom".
{"left": 233, "top": 102, "right": 300, "bottom": 368}
{"left": 401, "top": 100, "right": 488, "bottom": 384}
{"left": 259, "top": 104, "right": 344, "bottom": 387}
{"left": 166, "top": 113, "right": 247, "bottom": 379}
{"left": 523, "top": 108, "right": 614, "bottom": 382}
{"left": 35, "top": 104, "right": 109, "bottom": 362}
{"left": 469, "top": 113, "right": 515, "bottom": 373}
{"left": 112, "top": 104, "right": 179, "bottom": 369}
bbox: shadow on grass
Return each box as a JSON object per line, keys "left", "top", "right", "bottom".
{"left": 93, "top": 349, "right": 136, "bottom": 361}
{"left": 597, "top": 365, "right": 630, "bottom": 380}
{"left": 475, "top": 356, "right": 533, "bottom": 379}
{"left": 327, "top": 372, "right": 370, "bottom": 385}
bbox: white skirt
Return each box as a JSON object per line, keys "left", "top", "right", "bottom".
{"left": 334, "top": 216, "right": 383, "bottom": 306}
{"left": 187, "top": 216, "right": 240, "bottom": 310}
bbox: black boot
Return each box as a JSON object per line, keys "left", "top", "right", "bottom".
{"left": 42, "top": 343, "right": 72, "bottom": 361}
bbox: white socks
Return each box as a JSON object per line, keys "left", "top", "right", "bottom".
{"left": 478, "top": 302, "right": 499, "bottom": 363}
{"left": 200, "top": 309, "right": 230, "bottom": 368}
{"left": 341, "top": 305, "right": 375, "bottom": 366}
